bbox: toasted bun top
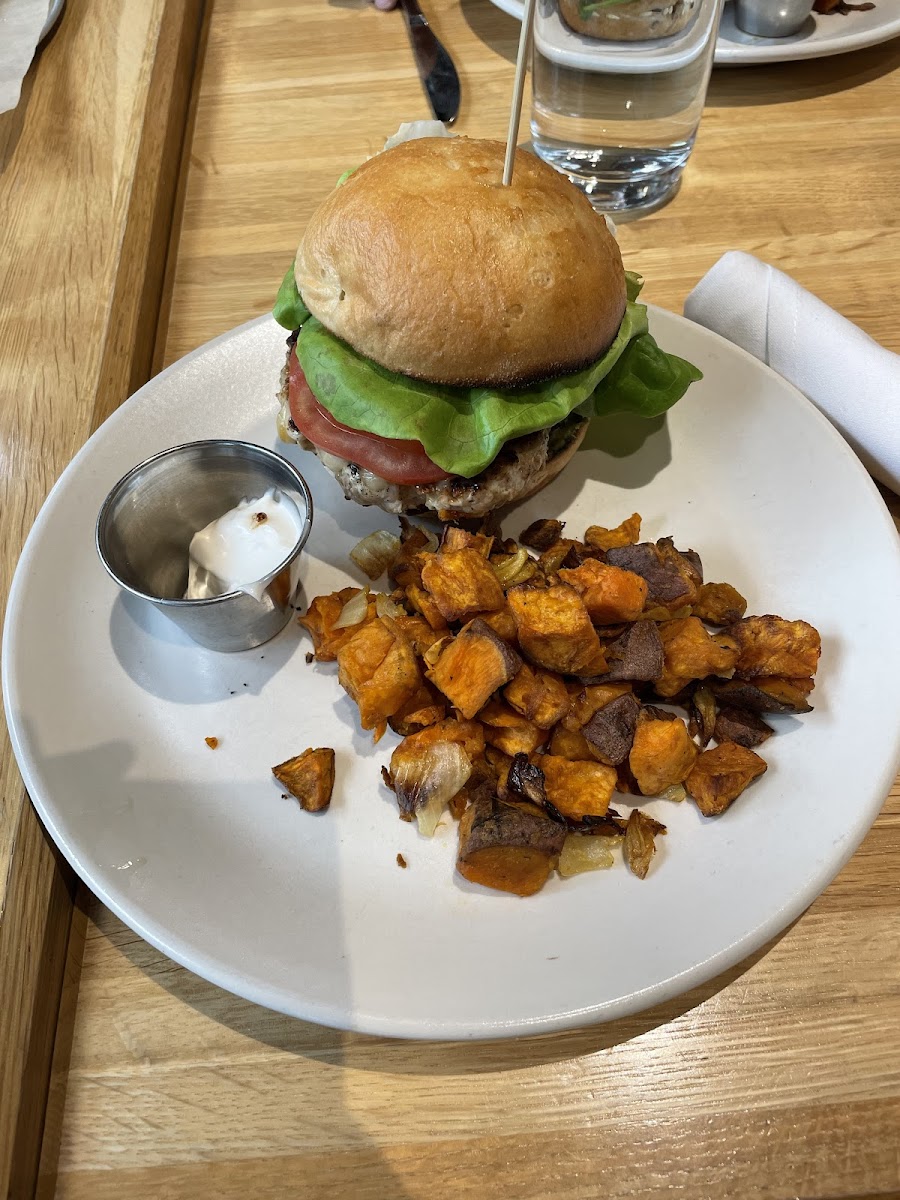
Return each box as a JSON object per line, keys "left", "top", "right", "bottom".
{"left": 294, "top": 137, "right": 626, "bottom": 388}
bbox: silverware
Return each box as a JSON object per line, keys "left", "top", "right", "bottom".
{"left": 733, "top": 0, "right": 815, "bottom": 38}
{"left": 398, "top": 0, "right": 461, "bottom": 125}
{"left": 96, "top": 440, "right": 313, "bottom": 653}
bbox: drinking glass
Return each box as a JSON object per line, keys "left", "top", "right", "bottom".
{"left": 531, "top": 0, "right": 725, "bottom": 217}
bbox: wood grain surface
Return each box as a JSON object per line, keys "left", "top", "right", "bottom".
{"left": 0, "top": 1, "right": 203, "bottom": 1195}
{"left": 9, "top": 1, "right": 900, "bottom": 1197}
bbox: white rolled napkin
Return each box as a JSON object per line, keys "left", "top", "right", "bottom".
{"left": 0, "top": 0, "right": 51, "bottom": 114}
{"left": 684, "top": 250, "right": 900, "bottom": 494}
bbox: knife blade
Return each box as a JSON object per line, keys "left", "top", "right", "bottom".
{"left": 398, "top": 0, "right": 461, "bottom": 126}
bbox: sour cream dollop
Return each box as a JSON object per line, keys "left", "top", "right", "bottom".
{"left": 185, "top": 488, "right": 303, "bottom": 602}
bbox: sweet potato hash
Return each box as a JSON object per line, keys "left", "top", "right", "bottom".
{"left": 293, "top": 515, "right": 821, "bottom": 896}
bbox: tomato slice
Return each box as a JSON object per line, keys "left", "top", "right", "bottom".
{"left": 288, "top": 347, "right": 451, "bottom": 486}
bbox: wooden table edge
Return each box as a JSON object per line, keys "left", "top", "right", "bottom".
{"left": 0, "top": 3, "right": 206, "bottom": 1195}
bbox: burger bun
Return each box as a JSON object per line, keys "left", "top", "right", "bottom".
{"left": 294, "top": 137, "right": 626, "bottom": 388}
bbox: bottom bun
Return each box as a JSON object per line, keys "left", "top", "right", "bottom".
{"left": 276, "top": 357, "right": 586, "bottom": 518}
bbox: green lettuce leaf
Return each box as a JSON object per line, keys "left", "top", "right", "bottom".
{"left": 273, "top": 265, "right": 309, "bottom": 331}
{"left": 593, "top": 332, "right": 702, "bottom": 418}
{"left": 276, "top": 258, "right": 701, "bottom": 478}
{"left": 295, "top": 295, "right": 698, "bottom": 479}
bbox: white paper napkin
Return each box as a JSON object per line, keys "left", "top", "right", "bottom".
{"left": 684, "top": 250, "right": 900, "bottom": 494}
{"left": 0, "top": 0, "right": 51, "bottom": 115}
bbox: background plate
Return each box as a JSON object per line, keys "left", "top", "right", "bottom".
{"left": 5, "top": 309, "right": 900, "bottom": 1040}
{"left": 489, "top": 0, "right": 900, "bottom": 66}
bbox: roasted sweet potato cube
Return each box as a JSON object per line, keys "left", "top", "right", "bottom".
{"left": 389, "top": 524, "right": 432, "bottom": 588}
{"left": 448, "top": 790, "right": 468, "bottom": 821}
{"left": 616, "top": 760, "right": 640, "bottom": 795}
{"left": 404, "top": 717, "right": 485, "bottom": 761}
{"left": 457, "top": 796, "right": 566, "bottom": 896}
{"left": 629, "top": 710, "right": 698, "bottom": 796}
{"left": 708, "top": 677, "right": 811, "bottom": 715}
{"left": 427, "top": 619, "right": 523, "bottom": 720}
{"left": 337, "top": 617, "right": 422, "bottom": 735}
{"left": 421, "top": 548, "right": 505, "bottom": 623}
{"left": 755, "top": 676, "right": 815, "bottom": 710}
{"left": 298, "top": 587, "right": 370, "bottom": 662}
{"left": 507, "top": 584, "right": 606, "bottom": 675}
{"left": 598, "top": 621, "right": 664, "bottom": 683}
{"left": 561, "top": 681, "right": 633, "bottom": 731}
{"left": 584, "top": 513, "right": 641, "bottom": 552}
{"left": 394, "top": 613, "right": 445, "bottom": 657}
{"left": 388, "top": 681, "right": 447, "bottom": 737}
{"left": 336, "top": 616, "right": 394, "bottom": 694}
{"left": 713, "top": 707, "right": 774, "bottom": 749}
{"left": 581, "top": 693, "right": 642, "bottom": 766}
{"left": 474, "top": 606, "right": 518, "bottom": 642}
{"left": 548, "top": 725, "right": 596, "bottom": 762}
{"left": 728, "top": 616, "right": 822, "bottom": 680}
{"left": 272, "top": 748, "right": 336, "bottom": 812}
{"left": 558, "top": 542, "right": 604, "bottom": 570}
{"left": 405, "top": 583, "right": 449, "bottom": 632}
{"left": 363, "top": 635, "right": 422, "bottom": 737}
{"left": 623, "top": 808, "right": 665, "bottom": 879}
{"left": 519, "top": 518, "right": 565, "bottom": 551}
{"left": 686, "top": 742, "right": 767, "bottom": 815}
{"left": 606, "top": 538, "right": 702, "bottom": 610}
{"left": 478, "top": 700, "right": 547, "bottom": 757}
{"left": 539, "top": 755, "right": 617, "bottom": 822}
{"left": 504, "top": 663, "right": 570, "bottom": 729}
{"left": 388, "top": 523, "right": 434, "bottom": 583}
{"left": 693, "top": 582, "right": 747, "bottom": 626}
{"left": 441, "top": 527, "right": 494, "bottom": 557}
{"left": 577, "top": 643, "right": 610, "bottom": 677}
{"left": 558, "top": 559, "right": 648, "bottom": 625}
{"left": 656, "top": 617, "right": 739, "bottom": 698}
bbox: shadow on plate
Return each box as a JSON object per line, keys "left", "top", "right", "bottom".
{"left": 709, "top": 36, "right": 900, "bottom": 106}
{"left": 540, "top": 413, "right": 672, "bottom": 519}
{"left": 109, "top": 591, "right": 304, "bottom": 704}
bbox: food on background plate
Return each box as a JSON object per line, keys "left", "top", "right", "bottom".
{"left": 298, "top": 513, "right": 822, "bottom": 896}
{"left": 272, "top": 747, "right": 336, "bottom": 812}
{"left": 185, "top": 488, "right": 303, "bottom": 600}
{"left": 813, "top": 0, "right": 875, "bottom": 12}
{"left": 559, "top": 0, "right": 698, "bottom": 41}
{"left": 273, "top": 126, "right": 701, "bottom": 519}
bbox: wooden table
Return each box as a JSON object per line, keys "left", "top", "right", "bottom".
{"left": 3, "top": 3, "right": 900, "bottom": 1197}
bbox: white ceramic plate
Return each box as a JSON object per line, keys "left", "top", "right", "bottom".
{"left": 5, "top": 310, "right": 900, "bottom": 1040}
{"left": 490, "top": 0, "right": 900, "bottom": 65}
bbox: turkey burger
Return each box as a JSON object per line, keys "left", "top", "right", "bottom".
{"left": 274, "top": 133, "right": 699, "bottom": 518}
